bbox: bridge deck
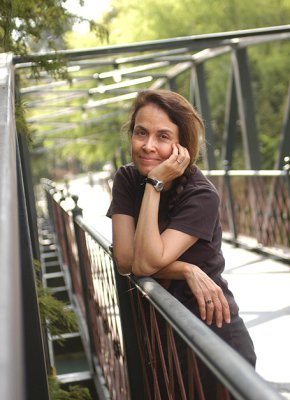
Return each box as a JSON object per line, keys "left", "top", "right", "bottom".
{"left": 222, "top": 241, "right": 290, "bottom": 398}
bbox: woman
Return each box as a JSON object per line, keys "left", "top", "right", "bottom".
{"left": 107, "top": 89, "right": 256, "bottom": 398}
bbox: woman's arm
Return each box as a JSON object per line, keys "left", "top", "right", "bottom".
{"left": 112, "top": 214, "right": 135, "bottom": 275}
{"left": 153, "top": 262, "right": 231, "bottom": 328}
{"left": 132, "top": 183, "right": 198, "bottom": 275}
{"left": 112, "top": 212, "right": 195, "bottom": 276}
{"left": 112, "top": 214, "right": 230, "bottom": 327}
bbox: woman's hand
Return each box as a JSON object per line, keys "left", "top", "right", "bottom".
{"left": 184, "top": 264, "right": 231, "bottom": 328}
{"left": 148, "top": 144, "right": 190, "bottom": 185}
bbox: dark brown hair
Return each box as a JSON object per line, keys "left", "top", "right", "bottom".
{"left": 128, "top": 89, "right": 205, "bottom": 167}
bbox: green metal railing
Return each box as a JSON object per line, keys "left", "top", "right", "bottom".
{"left": 42, "top": 180, "right": 284, "bottom": 400}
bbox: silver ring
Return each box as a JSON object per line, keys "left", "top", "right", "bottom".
{"left": 206, "top": 299, "right": 212, "bottom": 305}
{"left": 176, "top": 159, "right": 182, "bottom": 164}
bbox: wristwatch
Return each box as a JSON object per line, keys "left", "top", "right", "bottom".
{"left": 144, "top": 177, "right": 164, "bottom": 192}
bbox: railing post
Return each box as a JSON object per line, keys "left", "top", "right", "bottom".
{"left": 113, "top": 268, "right": 145, "bottom": 400}
{"left": 283, "top": 157, "right": 290, "bottom": 248}
{"left": 223, "top": 161, "right": 238, "bottom": 241}
{"left": 284, "top": 156, "right": 290, "bottom": 193}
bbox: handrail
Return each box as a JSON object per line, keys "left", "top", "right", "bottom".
{"left": 133, "top": 277, "right": 282, "bottom": 400}
{"left": 203, "top": 169, "right": 288, "bottom": 176}
{"left": 73, "top": 212, "right": 284, "bottom": 400}
{"left": 0, "top": 53, "right": 24, "bottom": 399}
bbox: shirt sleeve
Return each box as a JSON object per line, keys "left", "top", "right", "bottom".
{"left": 167, "top": 186, "right": 220, "bottom": 242}
{"left": 106, "top": 166, "right": 136, "bottom": 218}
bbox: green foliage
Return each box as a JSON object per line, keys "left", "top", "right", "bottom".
{"left": 34, "top": 260, "right": 78, "bottom": 342}
{"left": 0, "top": 0, "right": 107, "bottom": 54}
{"left": 37, "top": 285, "right": 78, "bottom": 340}
{"left": 48, "top": 376, "right": 92, "bottom": 400}
{"left": 106, "top": 0, "right": 290, "bottom": 43}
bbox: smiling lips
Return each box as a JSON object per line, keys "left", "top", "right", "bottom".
{"left": 139, "top": 155, "right": 160, "bottom": 163}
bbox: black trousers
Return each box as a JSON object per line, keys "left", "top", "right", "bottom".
{"left": 196, "top": 314, "right": 257, "bottom": 399}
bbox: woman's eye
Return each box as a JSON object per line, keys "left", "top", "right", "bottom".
{"left": 160, "top": 134, "right": 170, "bottom": 141}
{"left": 133, "top": 130, "right": 146, "bottom": 136}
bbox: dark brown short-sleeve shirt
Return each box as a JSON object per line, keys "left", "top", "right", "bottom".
{"left": 107, "top": 163, "right": 239, "bottom": 315}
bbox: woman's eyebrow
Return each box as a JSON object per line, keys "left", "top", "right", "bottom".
{"left": 133, "top": 124, "right": 148, "bottom": 131}
{"left": 157, "top": 128, "right": 176, "bottom": 136}
{"left": 134, "top": 124, "right": 176, "bottom": 135}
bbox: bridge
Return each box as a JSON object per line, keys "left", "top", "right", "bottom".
{"left": 0, "top": 25, "right": 289, "bottom": 400}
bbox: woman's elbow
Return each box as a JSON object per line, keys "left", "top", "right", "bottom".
{"left": 132, "top": 261, "right": 155, "bottom": 277}
{"left": 114, "top": 255, "right": 132, "bottom": 276}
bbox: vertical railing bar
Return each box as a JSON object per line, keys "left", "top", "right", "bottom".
{"left": 223, "top": 162, "right": 238, "bottom": 240}
{"left": 277, "top": 84, "right": 290, "bottom": 169}
{"left": 167, "top": 326, "right": 187, "bottom": 400}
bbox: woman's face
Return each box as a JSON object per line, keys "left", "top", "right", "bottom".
{"left": 131, "top": 103, "right": 179, "bottom": 176}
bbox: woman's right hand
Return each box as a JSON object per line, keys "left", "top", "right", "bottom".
{"left": 184, "top": 264, "right": 231, "bottom": 328}
{"left": 148, "top": 143, "right": 190, "bottom": 185}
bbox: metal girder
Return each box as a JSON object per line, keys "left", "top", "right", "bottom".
{"left": 232, "top": 48, "right": 261, "bottom": 169}
{"left": 13, "top": 25, "right": 290, "bottom": 65}
{"left": 192, "top": 63, "right": 217, "bottom": 169}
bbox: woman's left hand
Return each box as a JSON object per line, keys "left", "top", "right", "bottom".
{"left": 184, "top": 264, "right": 231, "bottom": 328}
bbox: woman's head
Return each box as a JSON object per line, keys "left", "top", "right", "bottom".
{"left": 128, "top": 89, "right": 205, "bottom": 166}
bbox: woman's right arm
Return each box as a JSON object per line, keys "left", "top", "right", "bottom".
{"left": 112, "top": 214, "right": 135, "bottom": 275}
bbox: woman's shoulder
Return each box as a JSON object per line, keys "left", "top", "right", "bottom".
{"left": 115, "top": 163, "right": 141, "bottom": 182}
{"left": 174, "top": 167, "right": 220, "bottom": 209}
{"left": 187, "top": 167, "right": 218, "bottom": 193}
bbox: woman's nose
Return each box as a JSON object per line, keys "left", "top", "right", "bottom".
{"left": 143, "top": 136, "right": 156, "bottom": 151}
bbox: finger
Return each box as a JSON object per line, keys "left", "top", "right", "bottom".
{"left": 205, "top": 298, "right": 215, "bottom": 325}
{"left": 219, "top": 292, "right": 231, "bottom": 324}
{"left": 176, "top": 144, "right": 186, "bottom": 161}
{"left": 212, "top": 296, "right": 223, "bottom": 328}
{"left": 171, "top": 143, "right": 178, "bottom": 158}
{"left": 195, "top": 290, "right": 207, "bottom": 321}
{"left": 211, "top": 288, "right": 231, "bottom": 327}
{"left": 176, "top": 144, "right": 190, "bottom": 166}
{"left": 168, "top": 144, "right": 179, "bottom": 164}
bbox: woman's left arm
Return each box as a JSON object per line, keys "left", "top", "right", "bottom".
{"left": 132, "top": 182, "right": 198, "bottom": 275}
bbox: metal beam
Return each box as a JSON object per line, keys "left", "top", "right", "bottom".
{"left": 13, "top": 25, "right": 290, "bottom": 64}
{"left": 193, "top": 63, "right": 217, "bottom": 169}
{"left": 232, "top": 48, "right": 261, "bottom": 169}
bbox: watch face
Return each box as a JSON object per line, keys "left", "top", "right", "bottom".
{"left": 155, "top": 180, "right": 164, "bottom": 191}
{"left": 144, "top": 177, "right": 164, "bottom": 191}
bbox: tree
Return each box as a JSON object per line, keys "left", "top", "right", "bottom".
{"left": 0, "top": 0, "right": 107, "bottom": 54}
